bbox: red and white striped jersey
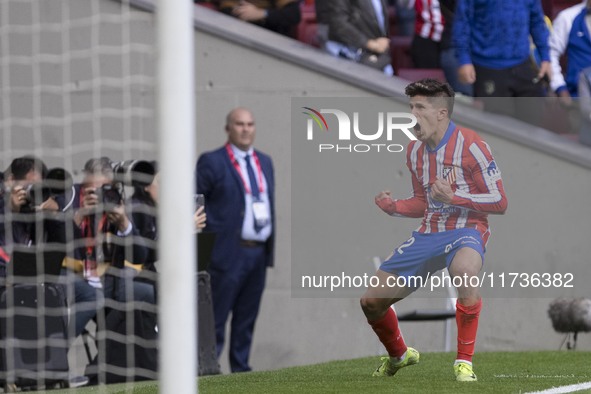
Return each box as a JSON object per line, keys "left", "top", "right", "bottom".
{"left": 415, "top": 0, "right": 445, "bottom": 42}
{"left": 392, "top": 122, "right": 507, "bottom": 245}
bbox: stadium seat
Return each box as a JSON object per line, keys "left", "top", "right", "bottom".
{"left": 300, "top": 0, "right": 316, "bottom": 19}
{"left": 551, "top": 0, "right": 580, "bottom": 19}
{"left": 397, "top": 68, "right": 447, "bottom": 83}
{"left": 298, "top": 22, "right": 320, "bottom": 48}
{"left": 388, "top": 5, "right": 399, "bottom": 37}
{"left": 297, "top": 2, "right": 320, "bottom": 47}
{"left": 389, "top": 36, "right": 413, "bottom": 75}
{"left": 541, "top": 0, "right": 553, "bottom": 18}
{"left": 195, "top": 2, "right": 217, "bottom": 11}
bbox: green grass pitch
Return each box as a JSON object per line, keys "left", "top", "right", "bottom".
{"left": 50, "top": 351, "right": 591, "bottom": 393}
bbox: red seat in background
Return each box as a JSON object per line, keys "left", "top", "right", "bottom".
{"left": 195, "top": 2, "right": 217, "bottom": 11}
{"left": 297, "top": 1, "right": 319, "bottom": 47}
{"left": 397, "top": 68, "right": 446, "bottom": 83}
{"left": 542, "top": 0, "right": 581, "bottom": 21}
{"left": 298, "top": 21, "right": 320, "bottom": 48}
{"left": 388, "top": 5, "right": 399, "bottom": 37}
{"left": 389, "top": 36, "right": 413, "bottom": 75}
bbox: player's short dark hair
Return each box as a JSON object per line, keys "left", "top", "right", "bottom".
{"left": 405, "top": 78, "right": 455, "bottom": 116}
{"left": 83, "top": 156, "right": 113, "bottom": 177}
{"left": 9, "top": 156, "right": 48, "bottom": 181}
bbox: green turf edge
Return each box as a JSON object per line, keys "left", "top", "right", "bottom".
{"left": 198, "top": 351, "right": 591, "bottom": 394}
{"left": 41, "top": 350, "right": 591, "bottom": 394}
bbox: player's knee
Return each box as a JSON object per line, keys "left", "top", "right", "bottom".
{"left": 360, "top": 296, "right": 388, "bottom": 317}
{"left": 457, "top": 294, "right": 481, "bottom": 307}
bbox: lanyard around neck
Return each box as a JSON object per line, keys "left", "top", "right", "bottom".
{"left": 225, "top": 143, "right": 265, "bottom": 195}
{"left": 0, "top": 247, "right": 9, "bottom": 263}
{"left": 81, "top": 214, "right": 107, "bottom": 256}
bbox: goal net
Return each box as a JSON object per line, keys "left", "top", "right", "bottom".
{"left": 0, "top": 0, "right": 196, "bottom": 391}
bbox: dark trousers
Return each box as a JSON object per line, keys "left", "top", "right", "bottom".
{"left": 103, "top": 267, "right": 156, "bottom": 305}
{"left": 209, "top": 244, "right": 267, "bottom": 372}
{"left": 60, "top": 268, "right": 105, "bottom": 338}
{"left": 411, "top": 35, "right": 441, "bottom": 68}
{"left": 410, "top": 36, "right": 473, "bottom": 96}
{"left": 474, "top": 59, "right": 546, "bottom": 125}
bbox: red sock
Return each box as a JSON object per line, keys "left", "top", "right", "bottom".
{"left": 456, "top": 299, "right": 482, "bottom": 363}
{"left": 368, "top": 308, "right": 407, "bottom": 359}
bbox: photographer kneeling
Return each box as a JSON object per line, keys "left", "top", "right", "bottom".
{"left": 0, "top": 156, "right": 68, "bottom": 276}
{"left": 70, "top": 157, "right": 156, "bottom": 384}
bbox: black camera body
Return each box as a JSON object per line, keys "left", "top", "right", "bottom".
{"left": 94, "top": 183, "right": 124, "bottom": 207}
{"left": 22, "top": 183, "right": 46, "bottom": 213}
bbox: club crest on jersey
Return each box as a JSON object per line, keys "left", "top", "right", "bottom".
{"left": 442, "top": 166, "right": 456, "bottom": 184}
{"left": 486, "top": 160, "right": 501, "bottom": 180}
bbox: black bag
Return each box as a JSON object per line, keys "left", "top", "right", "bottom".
{"left": 84, "top": 272, "right": 221, "bottom": 382}
{"left": 198, "top": 271, "right": 220, "bottom": 376}
{"left": 85, "top": 296, "right": 159, "bottom": 384}
{"left": 0, "top": 283, "right": 69, "bottom": 389}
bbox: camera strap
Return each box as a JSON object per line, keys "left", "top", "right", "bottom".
{"left": 0, "top": 247, "right": 9, "bottom": 263}
{"left": 81, "top": 215, "right": 107, "bottom": 288}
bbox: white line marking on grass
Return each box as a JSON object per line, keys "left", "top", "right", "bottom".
{"left": 524, "top": 381, "right": 591, "bottom": 394}
{"left": 495, "top": 374, "right": 581, "bottom": 379}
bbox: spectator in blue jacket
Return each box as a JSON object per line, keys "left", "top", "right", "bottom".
{"left": 453, "top": 0, "right": 551, "bottom": 100}
{"left": 550, "top": 0, "right": 591, "bottom": 103}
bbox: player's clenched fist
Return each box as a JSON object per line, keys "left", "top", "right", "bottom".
{"left": 375, "top": 190, "right": 397, "bottom": 215}
{"left": 430, "top": 178, "right": 454, "bottom": 204}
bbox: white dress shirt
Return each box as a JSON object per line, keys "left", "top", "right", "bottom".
{"left": 230, "top": 144, "right": 272, "bottom": 242}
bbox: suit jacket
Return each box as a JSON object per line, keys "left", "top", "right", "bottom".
{"left": 327, "top": 0, "right": 390, "bottom": 50}
{"left": 196, "top": 146, "right": 275, "bottom": 272}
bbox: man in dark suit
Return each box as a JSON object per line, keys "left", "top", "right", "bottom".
{"left": 322, "top": 0, "right": 392, "bottom": 74}
{"left": 196, "top": 107, "right": 275, "bottom": 373}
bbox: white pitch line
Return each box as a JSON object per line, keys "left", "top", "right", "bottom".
{"left": 524, "top": 381, "right": 591, "bottom": 394}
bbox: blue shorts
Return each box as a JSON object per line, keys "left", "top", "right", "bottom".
{"left": 380, "top": 228, "right": 485, "bottom": 282}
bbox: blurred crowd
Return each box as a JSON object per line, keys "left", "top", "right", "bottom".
{"left": 195, "top": 0, "right": 591, "bottom": 145}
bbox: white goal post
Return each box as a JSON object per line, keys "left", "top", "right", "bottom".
{"left": 0, "top": 0, "right": 198, "bottom": 391}
{"left": 156, "top": 0, "right": 197, "bottom": 393}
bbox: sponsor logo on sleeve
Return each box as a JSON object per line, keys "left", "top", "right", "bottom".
{"left": 486, "top": 160, "right": 501, "bottom": 181}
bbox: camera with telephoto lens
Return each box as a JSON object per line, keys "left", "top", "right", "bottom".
{"left": 95, "top": 183, "right": 124, "bottom": 208}
{"left": 22, "top": 167, "right": 73, "bottom": 213}
{"left": 111, "top": 160, "right": 155, "bottom": 187}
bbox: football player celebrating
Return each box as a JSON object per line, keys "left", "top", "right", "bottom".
{"left": 361, "top": 79, "right": 507, "bottom": 382}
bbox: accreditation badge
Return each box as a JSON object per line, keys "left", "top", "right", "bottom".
{"left": 252, "top": 201, "right": 270, "bottom": 227}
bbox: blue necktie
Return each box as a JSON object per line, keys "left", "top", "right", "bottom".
{"left": 245, "top": 154, "right": 262, "bottom": 232}
{"left": 245, "top": 154, "right": 260, "bottom": 199}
